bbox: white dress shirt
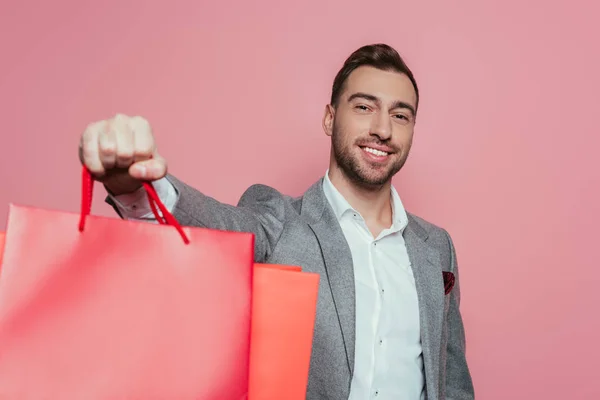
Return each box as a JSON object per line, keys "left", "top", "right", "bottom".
{"left": 321, "top": 173, "right": 424, "bottom": 400}
{"left": 111, "top": 175, "right": 425, "bottom": 399}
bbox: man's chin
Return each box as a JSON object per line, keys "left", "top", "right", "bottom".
{"left": 352, "top": 169, "right": 394, "bottom": 187}
{"left": 334, "top": 151, "right": 402, "bottom": 187}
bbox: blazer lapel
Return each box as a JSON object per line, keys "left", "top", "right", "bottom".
{"left": 298, "top": 179, "right": 446, "bottom": 397}
{"left": 404, "top": 217, "right": 444, "bottom": 400}
{"left": 301, "top": 179, "right": 356, "bottom": 376}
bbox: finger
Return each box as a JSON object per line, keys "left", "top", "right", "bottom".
{"left": 112, "top": 116, "right": 135, "bottom": 168}
{"left": 98, "top": 126, "right": 117, "bottom": 170}
{"left": 129, "top": 116, "right": 155, "bottom": 162}
{"left": 80, "top": 121, "right": 106, "bottom": 176}
{"left": 129, "top": 155, "right": 167, "bottom": 181}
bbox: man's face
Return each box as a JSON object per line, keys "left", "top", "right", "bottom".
{"left": 324, "top": 66, "right": 417, "bottom": 187}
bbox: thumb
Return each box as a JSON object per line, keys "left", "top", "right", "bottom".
{"left": 129, "top": 155, "right": 168, "bottom": 181}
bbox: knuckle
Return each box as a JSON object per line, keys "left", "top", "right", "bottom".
{"left": 157, "top": 157, "right": 167, "bottom": 170}
{"left": 116, "top": 151, "right": 134, "bottom": 161}
{"left": 87, "top": 164, "right": 104, "bottom": 175}
{"left": 81, "top": 144, "right": 97, "bottom": 160}
{"left": 131, "top": 115, "right": 148, "bottom": 123}
{"left": 82, "top": 121, "right": 102, "bottom": 140}
{"left": 85, "top": 120, "right": 101, "bottom": 130}
{"left": 99, "top": 141, "right": 116, "bottom": 155}
{"left": 131, "top": 115, "right": 151, "bottom": 131}
{"left": 83, "top": 123, "right": 95, "bottom": 137}
{"left": 136, "top": 144, "right": 154, "bottom": 157}
{"left": 114, "top": 113, "right": 128, "bottom": 120}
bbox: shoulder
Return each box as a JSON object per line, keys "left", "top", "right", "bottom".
{"left": 238, "top": 183, "right": 307, "bottom": 214}
{"left": 238, "top": 183, "right": 286, "bottom": 204}
{"left": 407, "top": 212, "right": 456, "bottom": 259}
{"left": 407, "top": 212, "right": 447, "bottom": 236}
{"left": 237, "top": 183, "right": 304, "bottom": 223}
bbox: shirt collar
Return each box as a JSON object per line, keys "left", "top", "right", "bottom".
{"left": 322, "top": 170, "right": 409, "bottom": 231}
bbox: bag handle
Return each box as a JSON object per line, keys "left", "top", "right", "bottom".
{"left": 78, "top": 166, "right": 190, "bottom": 244}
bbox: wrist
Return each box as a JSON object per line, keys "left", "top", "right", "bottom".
{"left": 103, "top": 180, "right": 143, "bottom": 197}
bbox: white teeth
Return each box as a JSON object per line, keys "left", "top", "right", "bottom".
{"left": 364, "top": 147, "right": 388, "bottom": 156}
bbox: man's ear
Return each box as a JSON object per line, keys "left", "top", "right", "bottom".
{"left": 322, "top": 104, "right": 335, "bottom": 137}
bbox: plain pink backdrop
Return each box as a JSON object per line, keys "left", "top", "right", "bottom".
{"left": 1, "top": 0, "right": 598, "bottom": 398}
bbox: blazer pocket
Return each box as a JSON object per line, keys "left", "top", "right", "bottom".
{"left": 442, "top": 271, "right": 455, "bottom": 295}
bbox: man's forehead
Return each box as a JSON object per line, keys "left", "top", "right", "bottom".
{"left": 344, "top": 66, "right": 417, "bottom": 105}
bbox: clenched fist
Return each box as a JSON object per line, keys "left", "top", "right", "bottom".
{"left": 78, "top": 114, "right": 167, "bottom": 195}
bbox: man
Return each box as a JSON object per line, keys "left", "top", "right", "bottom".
{"left": 79, "top": 43, "right": 474, "bottom": 399}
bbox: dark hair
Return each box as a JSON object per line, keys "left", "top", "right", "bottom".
{"left": 330, "top": 43, "right": 419, "bottom": 112}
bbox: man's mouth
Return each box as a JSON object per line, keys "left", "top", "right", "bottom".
{"left": 360, "top": 146, "right": 392, "bottom": 157}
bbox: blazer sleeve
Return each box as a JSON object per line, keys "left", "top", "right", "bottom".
{"left": 443, "top": 229, "right": 475, "bottom": 400}
{"left": 165, "top": 174, "right": 286, "bottom": 263}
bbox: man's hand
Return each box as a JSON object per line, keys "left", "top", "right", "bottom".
{"left": 78, "top": 114, "right": 167, "bottom": 196}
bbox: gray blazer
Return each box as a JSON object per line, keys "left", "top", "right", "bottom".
{"left": 119, "top": 175, "right": 475, "bottom": 400}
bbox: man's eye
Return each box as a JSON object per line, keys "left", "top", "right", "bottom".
{"left": 394, "top": 114, "right": 409, "bottom": 120}
{"left": 355, "top": 105, "right": 369, "bottom": 111}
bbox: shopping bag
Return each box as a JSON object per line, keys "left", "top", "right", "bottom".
{"left": 0, "top": 167, "right": 255, "bottom": 399}
{"left": 249, "top": 263, "right": 320, "bottom": 400}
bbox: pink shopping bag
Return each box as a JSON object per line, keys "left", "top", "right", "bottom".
{"left": 0, "top": 168, "right": 254, "bottom": 399}
{"left": 249, "top": 264, "right": 319, "bottom": 400}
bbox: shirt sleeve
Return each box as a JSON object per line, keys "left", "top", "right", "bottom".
{"left": 107, "top": 177, "right": 179, "bottom": 222}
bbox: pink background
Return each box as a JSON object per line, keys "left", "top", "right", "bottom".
{"left": 1, "top": 0, "right": 598, "bottom": 398}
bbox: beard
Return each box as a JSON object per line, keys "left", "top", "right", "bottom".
{"left": 331, "top": 122, "right": 407, "bottom": 187}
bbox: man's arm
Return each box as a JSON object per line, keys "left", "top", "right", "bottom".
{"left": 79, "top": 114, "right": 285, "bottom": 263}
{"left": 443, "top": 230, "right": 475, "bottom": 399}
{"left": 107, "top": 175, "right": 286, "bottom": 263}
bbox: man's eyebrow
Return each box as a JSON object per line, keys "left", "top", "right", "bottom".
{"left": 347, "top": 92, "right": 379, "bottom": 104}
{"left": 347, "top": 92, "right": 416, "bottom": 117}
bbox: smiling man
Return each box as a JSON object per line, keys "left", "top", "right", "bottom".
{"left": 79, "top": 43, "right": 474, "bottom": 400}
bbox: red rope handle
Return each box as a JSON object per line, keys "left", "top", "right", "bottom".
{"left": 79, "top": 166, "right": 94, "bottom": 231}
{"left": 78, "top": 167, "right": 190, "bottom": 244}
{"left": 143, "top": 181, "right": 190, "bottom": 243}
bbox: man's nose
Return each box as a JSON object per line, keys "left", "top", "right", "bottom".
{"left": 369, "top": 112, "right": 392, "bottom": 140}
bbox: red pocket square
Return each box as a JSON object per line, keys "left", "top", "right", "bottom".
{"left": 442, "top": 271, "right": 455, "bottom": 295}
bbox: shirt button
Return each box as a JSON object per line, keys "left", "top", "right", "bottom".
{"left": 379, "top": 339, "right": 383, "bottom": 345}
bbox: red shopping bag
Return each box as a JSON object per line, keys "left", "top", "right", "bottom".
{"left": 249, "top": 263, "right": 320, "bottom": 400}
{"left": 0, "top": 168, "right": 255, "bottom": 399}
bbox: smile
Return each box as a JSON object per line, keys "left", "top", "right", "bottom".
{"left": 362, "top": 146, "right": 389, "bottom": 157}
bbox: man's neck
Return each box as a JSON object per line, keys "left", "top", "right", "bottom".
{"left": 328, "top": 167, "right": 393, "bottom": 228}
